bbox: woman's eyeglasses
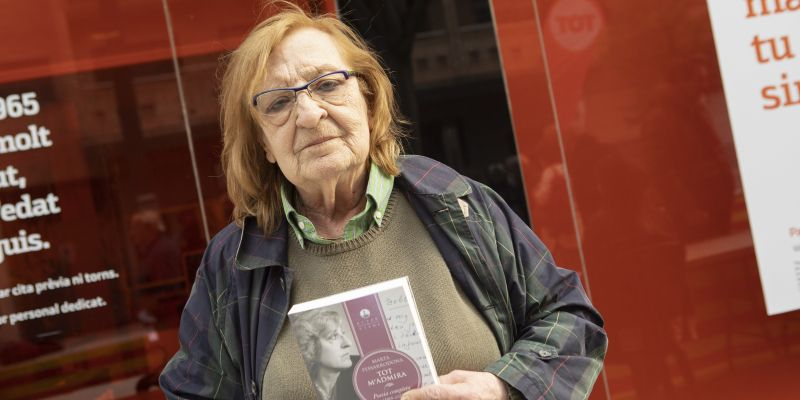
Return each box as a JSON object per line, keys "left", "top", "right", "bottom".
{"left": 252, "top": 70, "right": 357, "bottom": 125}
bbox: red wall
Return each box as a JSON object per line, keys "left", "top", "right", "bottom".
{"left": 492, "top": 0, "right": 800, "bottom": 399}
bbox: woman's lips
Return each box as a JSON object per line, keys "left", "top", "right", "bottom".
{"left": 302, "top": 136, "right": 337, "bottom": 150}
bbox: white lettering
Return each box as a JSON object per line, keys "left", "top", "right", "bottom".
{"left": 0, "top": 124, "right": 53, "bottom": 155}
{"left": 0, "top": 193, "right": 61, "bottom": 222}
{"left": 0, "top": 230, "right": 50, "bottom": 264}
{"left": 0, "top": 165, "right": 25, "bottom": 189}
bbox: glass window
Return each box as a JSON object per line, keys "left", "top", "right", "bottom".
{"left": 0, "top": 1, "right": 316, "bottom": 398}
{"left": 338, "top": 0, "right": 529, "bottom": 222}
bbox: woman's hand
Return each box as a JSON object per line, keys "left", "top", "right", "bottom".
{"left": 400, "top": 370, "right": 508, "bottom": 400}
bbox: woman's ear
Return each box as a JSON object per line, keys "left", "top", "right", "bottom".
{"left": 265, "top": 147, "right": 276, "bottom": 163}
{"left": 259, "top": 132, "right": 276, "bottom": 163}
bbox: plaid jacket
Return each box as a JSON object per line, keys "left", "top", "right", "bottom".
{"left": 159, "top": 155, "right": 607, "bottom": 399}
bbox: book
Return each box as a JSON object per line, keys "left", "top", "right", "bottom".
{"left": 287, "top": 277, "right": 438, "bottom": 400}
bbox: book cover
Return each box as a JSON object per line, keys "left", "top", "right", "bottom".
{"left": 287, "top": 277, "right": 438, "bottom": 400}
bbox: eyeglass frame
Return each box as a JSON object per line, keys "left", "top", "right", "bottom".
{"left": 251, "top": 69, "right": 358, "bottom": 114}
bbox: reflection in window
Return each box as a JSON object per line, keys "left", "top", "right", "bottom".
{"left": 338, "top": 0, "right": 529, "bottom": 222}
{"left": 0, "top": 61, "right": 207, "bottom": 399}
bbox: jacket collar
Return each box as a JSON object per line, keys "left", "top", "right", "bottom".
{"left": 234, "top": 217, "right": 288, "bottom": 271}
{"left": 234, "top": 155, "right": 471, "bottom": 270}
{"left": 395, "top": 155, "right": 472, "bottom": 197}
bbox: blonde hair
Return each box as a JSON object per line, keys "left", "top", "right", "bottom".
{"left": 292, "top": 309, "right": 346, "bottom": 375}
{"left": 220, "top": 2, "right": 405, "bottom": 234}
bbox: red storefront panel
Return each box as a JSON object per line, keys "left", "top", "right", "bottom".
{"left": 493, "top": 0, "right": 800, "bottom": 399}
{"left": 0, "top": 1, "right": 330, "bottom": 398}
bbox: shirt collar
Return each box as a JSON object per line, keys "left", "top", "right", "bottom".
{"left": 279, "top": 162, "right": 395, "bottom": 248}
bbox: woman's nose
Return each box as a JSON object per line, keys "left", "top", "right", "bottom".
{"left": 294, "top": 90, "right": 327, "bottom": 128}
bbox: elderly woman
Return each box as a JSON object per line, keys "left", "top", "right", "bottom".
{"left": 292, "top": 309, "right": 358, "bottom": 400}
{"left": 160, "top": 4, "right": 606, "bottom": 400}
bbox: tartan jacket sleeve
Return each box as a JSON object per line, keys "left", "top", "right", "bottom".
{"left": 474, "top": 183, "right": 608, "bottom": 400}
{"left": 159, "top": 229, "right": 245, "bottom": 400}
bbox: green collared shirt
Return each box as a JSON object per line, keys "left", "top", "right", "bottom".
{"left": 280, "top": 163, "right": 394, "bottom": 248}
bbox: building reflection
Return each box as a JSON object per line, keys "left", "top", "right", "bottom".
{"left": 339, "top": 0, "right": 529, "bottom": 222}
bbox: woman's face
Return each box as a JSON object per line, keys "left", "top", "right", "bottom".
{"left": 257, "top": 27, "right": 371, "bottom": 189}
{"left": 316, "top": 326, "right": 353, "bottom": 370}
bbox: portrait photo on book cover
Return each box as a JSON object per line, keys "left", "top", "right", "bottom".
{"left": 291, "top": 305, "right": 361, "bottom": 400}
{"left": 289, "top": 279, "right": 434, "bottom": 400}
